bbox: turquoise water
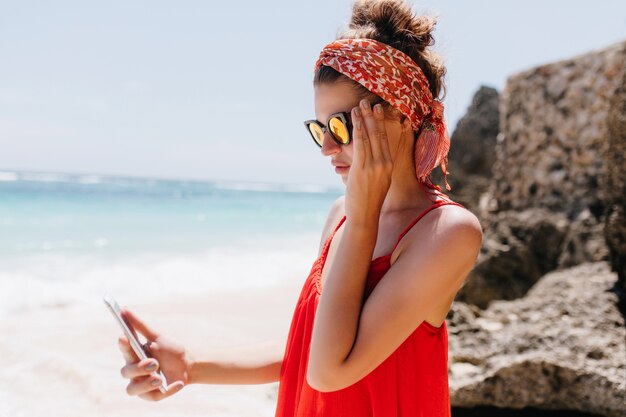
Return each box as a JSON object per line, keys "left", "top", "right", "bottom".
{"left": 0, "top": 171, "right": 343, "bottom": 257}
{"left": 0, "top": 170, "right": 343, "bottom": 314}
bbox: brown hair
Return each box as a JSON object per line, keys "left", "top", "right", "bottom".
{"left": 314, "top": 0, "right": 447, "bottom": 125}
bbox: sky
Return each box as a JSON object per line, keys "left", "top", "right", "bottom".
{"left": 0, "top": 0, "right": 624, "bottom": 188}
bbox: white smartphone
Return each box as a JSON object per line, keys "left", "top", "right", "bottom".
{"left": 103, "top": 294, "right": 168, "bottom": 394}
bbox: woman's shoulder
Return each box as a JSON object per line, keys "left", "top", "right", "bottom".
{"left": 413, "top": 197, "right": 482, "bottom": 238}
{"left": 435, "top": 199, "right": 482, "bottom": 231}
{"left": 392, "top": 198, "right": 482, "bottom": 262}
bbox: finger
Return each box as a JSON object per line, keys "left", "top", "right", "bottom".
{"left": 373, "top": 103, "right": 392, "bottom": 164}
{"left": 361, "top": 99, "right": 382, "bottom": 164}
{"left": 369, "top": 106, "right": 387, "bottom": 163}
{"left": 351, "top": 107, "right": 367, "bottom": 168}
{"left": 118, "top": 334, "right": 140, "bottom": 364}
{"left": 120, "top": 358, "right": 159, "bottom": 379}
{"left": 126, "top": 374, "right": 166, "bottom": 397}
{"left": 358, "top": 100, "right": 374, "bottom": 165}
{"left": 138, "top": 381, "right": 185, "bottom": 402}
{"left": 121, "top": 308, "right": 158, "bottom": 341}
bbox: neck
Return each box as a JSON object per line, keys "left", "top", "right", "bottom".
{"left": 380, "top": 148, "right": 441, "bottom": 214}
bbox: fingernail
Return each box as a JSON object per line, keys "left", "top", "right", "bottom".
{"left": 146, "top": 361, "right": 157, "bottom": 371}
{"left": 375, "top": 104, "right": 383, "bottom": 114}
{"left": 151, "top": 377, "right": 162, "bottom": 386}
{"left": 354, "top": 107, "right": 361, "bottom": 117}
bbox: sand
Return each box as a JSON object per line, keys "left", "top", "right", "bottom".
{"left": 0, "top": 281, "right": 304, "bottom": 417}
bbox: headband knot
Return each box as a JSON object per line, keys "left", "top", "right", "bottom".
{"left": 414, "top": 100, "right": 451, "bottom": 191}
{"left": 314, "top": 38, "right": 452, "bottom": 192}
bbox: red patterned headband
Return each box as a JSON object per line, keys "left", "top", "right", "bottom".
{"left": 314, "top": 38, "right": 451, "bottom": 191}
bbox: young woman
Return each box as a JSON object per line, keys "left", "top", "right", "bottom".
{"left": 117, "top": 0, "right": 482, "bottom": 415}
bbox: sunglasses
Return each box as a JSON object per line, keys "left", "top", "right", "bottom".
{"left": 303, "top": 99, "right": 385, "bottom": 147}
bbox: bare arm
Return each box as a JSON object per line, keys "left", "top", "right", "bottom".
{"left": 118, "top": 310, "right": 284, "bottom": 402}
{"left": 307, "top": 208, "right": 482, "bottom": 392}
{"left": 188, "top": 357, "right": 283, "bottom": 385}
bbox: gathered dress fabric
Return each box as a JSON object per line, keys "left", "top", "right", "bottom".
{"left": 275, "top": 199, "right": 465, "bottom": 417}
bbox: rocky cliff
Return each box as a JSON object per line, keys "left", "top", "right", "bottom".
{"left": 445, "top": 40, "right": 626, "bottom": 417}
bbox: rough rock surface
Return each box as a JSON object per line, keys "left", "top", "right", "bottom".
{"left": 456, "top": 208, "right": 569, "bottom": 309}
{"left": 487, "top": 41, "right": 625, "bottom": 218}
{"left": 441, "top": 40, "right": 626, "bottom": 417}
{"left": 447, "top": 262, "right": 626, "bottom": 417}
{"left": 448, "top": 85, "right": 499, "bottom": 177}
{"left": 434, "top": 86, "right": 499, "bottom": 215}
{"left": 452, "top": 41, "right": 625, "bottom": 309}
{"left": 603, "top": 54, "right": 626, "bottom": 295}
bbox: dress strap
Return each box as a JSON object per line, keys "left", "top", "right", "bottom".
{"left": 321, "top": 214, "right": 347, "bottom": 259}
{"left": 388, "top": 200, "right": 466, "bottom": 255}
{"left": 321, "top": 200, "right": 466, "bottom": 260}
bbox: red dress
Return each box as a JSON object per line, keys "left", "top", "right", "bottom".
{"left": 275, "top": 199, "right": 465, "bottom": 416}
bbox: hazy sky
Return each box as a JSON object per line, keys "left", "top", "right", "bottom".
{"left": 1, "top": 0, "right": 624, "bottom": 187}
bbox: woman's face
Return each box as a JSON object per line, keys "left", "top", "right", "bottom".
{"left": 314, "top": 82, "right": 407, "bottom": 184}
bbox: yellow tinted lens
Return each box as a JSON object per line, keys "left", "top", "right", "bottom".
{"left": 329, "top": 117, "right": 349, "bottom": 144}
{"left": 308, "top": 123, "right": 324, "bottom": 146}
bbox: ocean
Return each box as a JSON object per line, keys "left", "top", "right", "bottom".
{"left": 0, "top": 170, "right": 343, "bottom": 317}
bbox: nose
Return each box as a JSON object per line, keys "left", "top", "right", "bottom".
{"left": 320, "top": 131, "right": 341, "bottom": 156}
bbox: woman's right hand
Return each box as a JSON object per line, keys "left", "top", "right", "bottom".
{"left": 118, "top": 308, "right": 189, "bottom": 401}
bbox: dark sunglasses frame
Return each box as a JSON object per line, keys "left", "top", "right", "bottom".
{"left": 303, "top": 99, "right": 385, "bottom": 148}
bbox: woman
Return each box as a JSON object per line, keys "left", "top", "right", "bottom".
{"left": 117, "top": 0, "right": 482, "bottom": 415}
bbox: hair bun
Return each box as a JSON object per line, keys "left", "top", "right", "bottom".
{"left": 335, "top": 0, "right": 446, "bottom": 100}
{"left": 348, "top": 0, "right": 436, "bottom": 53}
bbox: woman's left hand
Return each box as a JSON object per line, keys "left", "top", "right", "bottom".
{"left": 345, "top": 99, "right": 393, "bottom": 224}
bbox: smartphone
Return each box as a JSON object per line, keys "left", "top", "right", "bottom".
{"left": 103, "top": 294, "right": 168, "bottom": 394}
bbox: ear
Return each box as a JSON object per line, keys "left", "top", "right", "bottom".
{"left": 401, "top": 117, "right": 411, "bottom": 133}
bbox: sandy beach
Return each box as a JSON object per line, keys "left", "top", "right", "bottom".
{"left": 1, "top": 281, "right": 305, "bottom": 417}
{"left": 0, "top": 171, "right": 336, "bottom": 417}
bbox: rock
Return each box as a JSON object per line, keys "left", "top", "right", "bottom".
{"left": 441, "top": 173, "right": 491, "bottom": 220}
{"left": 456, "top": 208, "right": 569, "bottom": 308}
{"left": 603, "top": 48, "right": 626, "bottom": 297}
{"left": 448, "top": 262, "right": 626, "bottom": 417}
{"left": 558, "top": 208, "right": 611, "bottom": 269}
{"left": 439, "top": 39, "right": 626, "bottom": 417}
{"left": 434, "top": 86, "right": 499, "bottom": 214}
{"left": 449, "top": 85, "right": 500, "bottom": 177}
{"left": 487, "top": 41, "right": 625, "bottom": 219}
{"left": 456, "top": 41, "right": 626, "bottom": 308}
